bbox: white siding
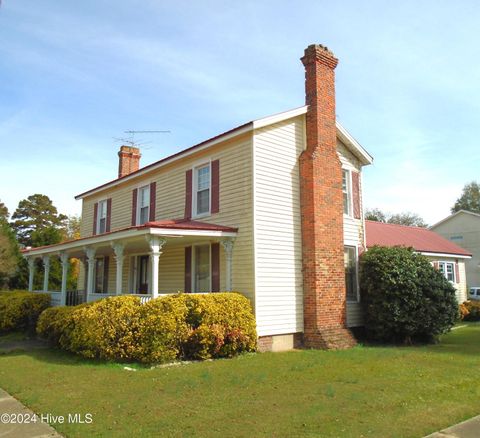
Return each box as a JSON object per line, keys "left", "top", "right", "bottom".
{"left": 253, "top": 116, "right": 305, "bottom": 336}
{"left": 338, "top": 139, "right": 365, "bottom": 327}
{"left": 432, "top": 212, "right": 480, "bottom": 288}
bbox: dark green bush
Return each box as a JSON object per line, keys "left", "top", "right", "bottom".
{"left": 0, "top": 290, "right": 51, "bottom": 333}
{"left": 360, "top": 246, "right": 458, "bottom": 343}
{"left": 36, "top": 293, "right": 257, "bottom": 363}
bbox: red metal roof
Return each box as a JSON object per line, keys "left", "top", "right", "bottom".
{"left": 145, "top": 219, "right": 237, "bottom": 232}
{"left": 22, "top": 219, "right": 237, "bottom": 253}
{"left": 365, "top": 220, "right": 471, "bottom": 257}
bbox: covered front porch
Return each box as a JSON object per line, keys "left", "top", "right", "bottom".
{"left": 22, "top": 220, "right": 238, "bottom": 306}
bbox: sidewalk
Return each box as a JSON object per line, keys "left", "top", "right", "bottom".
{"left": 425, "top": 415, "right": 480, "bottom": 438}
{"left": 0, "top": 388, "right": 61, "bottom": 437}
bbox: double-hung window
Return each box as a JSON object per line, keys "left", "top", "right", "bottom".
{"left": 94, "top": 257, "right": 106, "bottom": 294}
{"left": 97, "top": 200, "right": 108, "bottom": 234}
{"left": 137, "top": 185, "right": 150, "bottom": 225}
{"left": 439, "top": 262, "right": 455, "bottom": 283}
{"left": 342, "top": 169, "right": 351, "bottom": 216}
{"left": 344, "top": 246, "right": 359, "bottom": 302}
{"left": 194, "top": 164, "right": 210, "bottom": 216}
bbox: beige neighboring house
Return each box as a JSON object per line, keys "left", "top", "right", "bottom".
{"left": 22, "top": 44, "right": 374, "bottom": 351}
{"left": 431, "top": 210, "right": 480, "bottom": 289}
{"left": 366, "top": 220, "right": 472, "bottom": 303}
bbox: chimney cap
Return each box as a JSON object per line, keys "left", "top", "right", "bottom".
{"left": 301, "top": 44, "right": 338, "bottom": 69}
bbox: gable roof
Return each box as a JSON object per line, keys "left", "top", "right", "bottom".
{"left": 430, "top": 209, "right": 480, "bottom": 229}
{"left": 75, "top": 106, "right": 373, "bottom": 200}
{"left": 365, "top": 220, "right": 472, "bottom": 257}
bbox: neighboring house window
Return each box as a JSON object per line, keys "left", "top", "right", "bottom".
{"left": 194, "top": 244, "right": 210, "bottom": 292}
{"left": 97, "top": 200, "right": 108, "bottom": 234}
{"left": 439, "top": 262, "right": 455, "bottom": 283}
{"left": 344, "top": 246, "right": 358, "bottom": 301}
{"left": 137, "top": 185, "right": 150, "bottom": 225}
{"left": 342, "top": 169, "right": 351, "bottom": 216}
{"left": 194, "top": 164, "right": 210, "bottom": 216}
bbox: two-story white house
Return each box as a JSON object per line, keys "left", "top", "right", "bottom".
{"left": 23, "top": 44, "right": 373, "bottom": 351}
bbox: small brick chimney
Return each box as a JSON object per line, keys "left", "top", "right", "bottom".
{"left": 118, "top": 145, "right": 141, "bottom": 178}
{"left": 299, "top": 44, "right": 356, "bottom": 349}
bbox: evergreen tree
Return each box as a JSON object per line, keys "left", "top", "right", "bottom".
{"left": 451, "top": 181, "right": 480, "bottom": 214}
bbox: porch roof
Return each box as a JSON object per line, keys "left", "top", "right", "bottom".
{"left": 21, "top": 219, "right": 238, "bottom": 258}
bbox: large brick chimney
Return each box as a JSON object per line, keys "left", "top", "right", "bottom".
{"left": 118, "top": 145, "right": 141, "bottom": 178}
{"left": 299, "top": 44, "right": 356, "bottom": 349}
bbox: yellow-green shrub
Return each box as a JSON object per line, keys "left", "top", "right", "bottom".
{"left": 36, "top": 292, "right": 257, "bottom": 363}
{"left": 462, "top": 300, "right": 480, "bottom": 321}
{"left": 182, "top": 293, "right": 257, "bottom": 360}
{"left": 0, "top": 290, "right": 50, "bottom": 333}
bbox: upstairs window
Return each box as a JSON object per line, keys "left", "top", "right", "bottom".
{"left": 194, "top": 164, "right": 210, "bottom": 216}
{"left": 97, "top": 200, "right": 108, "bottom": 234}
{"left": 342, "top": 170, "right": 351, "bottom": 216}
{"left": 137, "top": 185, "right": 150, "bottom": 225}
{"left": 344, "top": 246, "right": 359, "bottom": 302}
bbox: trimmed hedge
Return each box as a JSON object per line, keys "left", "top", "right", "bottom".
{"left": 0, "top": 290, "right": 51, "bottom": 333}
{"left": 37, "top": 293, "right": 257, "bottom": 363}
{"left": 360, "top": 246, "right": 458, "bottom": 343}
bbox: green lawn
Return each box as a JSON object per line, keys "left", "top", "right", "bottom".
{"left": 1, "top": 326, "right": 479, "bottom": 438}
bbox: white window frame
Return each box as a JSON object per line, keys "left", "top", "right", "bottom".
{"left": 342, "top": 169, "right": 352, "bottom": 217}
{"left": 438, "top": 261, "right": 456, "bottom": 283}
{"left": 192, "top": 162, "right": 211, "bottom": 219}
{"left": 96, "top": 199, "right": 108, "bottom": 234}
{"left": 345, "top": 245, "right": 360, "bottom": 303}
{"left": 136, "top": 184, "right": 151, "bottom": 226}
{"left": 191, "top": 244, "right": 212, "bottom": 293}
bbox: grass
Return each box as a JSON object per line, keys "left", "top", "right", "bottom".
{"left": 1, "top": 326, "right": 480, "bottom": 438}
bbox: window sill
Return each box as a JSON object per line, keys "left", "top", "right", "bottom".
{"left": 192, "top": 212, "right": 211, "bottom": 220}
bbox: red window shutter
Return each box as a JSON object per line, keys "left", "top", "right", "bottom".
{"left": 149, "top": 182, "right": 156, "bottom": 222}
{"left": 455, "top": 262, "right": 460, "bottom": 283}
{"left": 352, "top": 171, "right": 361, "bottom": 219}
{"left": 131, "top": 188, "right": 138, "bottom": 226}
{"left": 185, "top": 170, "right": 193, "bottom": 219}
{"left": 92, "top": 202, "right": 98, "bottom": 235}
{"left": 211, "top": 243, "right": 220, "bottom": 292}
{"left": 184, "top": 246, "right": 192, "bottom": 293}
{"left": 103, "top": 256, "right": 109, "bottom": 292}
{"left": 106, "top": 198, "right": 112, "bottom": 232}
{"left": 211, "top": 160, "right": 220, "bottom": 214}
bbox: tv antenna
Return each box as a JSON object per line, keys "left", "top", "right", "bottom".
{"left": 114, "top": 130, "right": 171, "bottom": 150}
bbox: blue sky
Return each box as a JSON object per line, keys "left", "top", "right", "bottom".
{"left": 1, "top": 0, "right": 479, "bottom": 225}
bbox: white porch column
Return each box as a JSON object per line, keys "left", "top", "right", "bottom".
{"left": 42, "top": 255, "right": 50, "bottom": 292}
{"left": 112, "top": 242, "right": 125, "bottom": 295}
{"left": 27, "top": 257, "right": 35, "bottom": 292}
{"left": 146, "top": 236, "right": 167, "bottom": 299}
{"left": 221, "top": 238, "right": 235, "bottom": 292}
{"left": 85, "top": 247, "right": 96, "bottom": 297}
{"left": 59, "top": 251, "right": 69, "bottom": 306}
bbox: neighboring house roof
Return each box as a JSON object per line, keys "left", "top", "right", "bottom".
{"left": 430, "top": 209, "right": 480, "bottom": 229}
{"left": 75, "top": 106, "right": 373, "bottom": 200}
{"left": 365, "top": 220, "right": 472, "bottom": 258}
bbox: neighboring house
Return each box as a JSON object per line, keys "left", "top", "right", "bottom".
{"left": 366, "top": 220, "right": 471, "bottom": 303}
{"left": 22, "top": 44, "right": 373, "bottom": 351}
{"left": 431, "top": 210, "right": 480, "bottom": 288}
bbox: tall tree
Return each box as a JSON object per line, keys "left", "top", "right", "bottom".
{"left": 365, "top": 208, "right": 428, "bottom": 227}
{"left": 0, "top": 200, "right": 8, "bottom": 222}
{"left": 451, "top": 181, "right": 480, "bottom": 214}
{"left": 0, "top": 222, "right": 19, "bottom": 288}
{"left": 11, "top": 194, "right": 67, "bottom": 246}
